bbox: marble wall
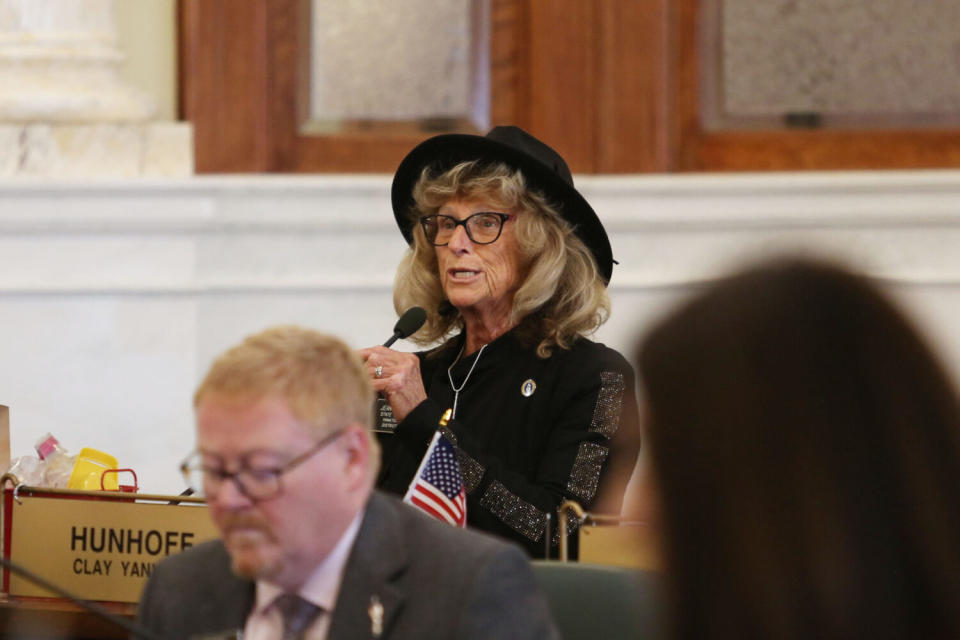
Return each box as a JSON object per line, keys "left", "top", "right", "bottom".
{"left": 0, "top": 0, "right": 190, "bottom": 177}
{"left": 4, "top": 172, "right": 960, "bottom": 496}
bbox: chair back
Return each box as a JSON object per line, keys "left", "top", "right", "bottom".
{"left": 531, "top": 561, "right": 663, "bottom": 640}
{"left": 579, "top": 522, "right": 660, "bottom": 569}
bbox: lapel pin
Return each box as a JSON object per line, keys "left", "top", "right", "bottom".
{"left": 368, "top": 594, "right": 384, "bottom": 637}
{"left": 521, "top": 379, "right": 536, "bottom": 397}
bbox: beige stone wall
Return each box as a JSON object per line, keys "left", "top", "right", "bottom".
{"left": 114, "top": 0, "right": 177, "bottom": 121}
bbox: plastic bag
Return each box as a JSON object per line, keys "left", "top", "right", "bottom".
{"left": 5, "top": 454, "right": 45, "bottom": 486}
{"left": 35, "top": 433, "right": 77, "bottom": 488}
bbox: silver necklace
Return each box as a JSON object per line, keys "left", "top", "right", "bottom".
{"left": 447, "top": 343, "right": 488, "bottom": 419}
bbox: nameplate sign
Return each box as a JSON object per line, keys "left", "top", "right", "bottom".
{"left": 6, "top": 495, "right": 219, "bottom": 603}
{"left": 373, "top": 396, "right": 398, "bottom": 434}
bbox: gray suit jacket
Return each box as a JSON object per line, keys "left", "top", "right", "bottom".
{"left": 136, "top": 491, "right": 559, "bottom": 639}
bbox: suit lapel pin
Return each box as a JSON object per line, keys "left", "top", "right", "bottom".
{"left": 368, "top": 594, "right": 384, "bottom": 637}
{"left": 521, "top": 379, "right": 536, "bottom": 397}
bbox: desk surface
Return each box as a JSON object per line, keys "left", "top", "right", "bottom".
{"left": 0, "top": 594, "right": 136, "bottom": 639}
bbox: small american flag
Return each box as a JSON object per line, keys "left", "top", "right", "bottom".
{"left": 403, "top": 430, "right": 467, "bottom": 527}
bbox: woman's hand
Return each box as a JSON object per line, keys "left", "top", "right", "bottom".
{"left": 358, "top": 346, "right": 428, "bottom": 422}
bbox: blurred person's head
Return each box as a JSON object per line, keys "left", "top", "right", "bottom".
{"left": 185, "top": 326, "right": 377, "bottom": 592}
{"left": 637, "top": 256, "right": 960, "bottom": 640}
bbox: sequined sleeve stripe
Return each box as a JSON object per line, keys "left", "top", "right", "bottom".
{"left": 479, "top": 480, "right": 547, "bottom": 542}
{"left": 457, "top": 452, "right": 485, "bottom": 493}
{"left": 565, "top": 370, "right": 624, "bottom": 501}
{"left": 567, "top": 441, "right": 610, "bottom": 503}
{"left": 440, "top": 425, "right": 485, "bottom": 493}
{"left": 589, "top": 371, "right": 625, "bottom": 438}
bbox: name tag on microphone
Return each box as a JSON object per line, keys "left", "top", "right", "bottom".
{"left": 374, "top": 396, "right": 399, "bottom": 434}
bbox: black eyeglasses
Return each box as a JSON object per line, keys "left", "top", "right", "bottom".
{"left": 419, "top": 212, "right": 513, "bottom": 246}
{"left": 179, "top": 427, "right": 345, "bottom": 501}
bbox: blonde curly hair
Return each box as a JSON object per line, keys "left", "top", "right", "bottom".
{"left": 393, "top": 161, "right": 609, "bottom": 357}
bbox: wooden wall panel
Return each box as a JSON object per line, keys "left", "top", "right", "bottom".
{"left": 692, "top": 130, "right": 960, "bottom": 170}
{"left": 180, "top": 0, "right": 270, "bottom": 172}
{"left": 597, "top": 0, "right": 669, "bottom": 172}
{"left": 526, "top": 0, "right": 600, "bottom": 173}
{"left": 489, "top": 0, "right": 532, "bottom": 130}
{"left": 671, "top": 0, "right": 702, "bottom": 171}
{"left": 490, "top": 0, "right": 670, "bottom": 174}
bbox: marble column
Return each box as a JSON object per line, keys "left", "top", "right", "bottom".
{"left": 0, "top": 0, "right": 192, "bottom": 177}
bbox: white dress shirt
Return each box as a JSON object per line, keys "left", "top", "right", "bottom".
{"left": 241, "top": 511, "right": 363, "bottom": 640}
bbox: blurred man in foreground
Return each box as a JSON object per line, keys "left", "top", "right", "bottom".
{"left": 137, "top": 325, "right": 557, "bottom": 639}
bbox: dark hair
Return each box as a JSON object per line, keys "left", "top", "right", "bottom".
{"left": 638, "top": 257, "right": 960, "bottom": 640}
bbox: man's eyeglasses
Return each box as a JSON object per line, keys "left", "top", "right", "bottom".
{"left": 179, "top": 427, "right": 345, "bottom": 501}
{"left": 419, "top": 212, "right": 513, "bottom": 246}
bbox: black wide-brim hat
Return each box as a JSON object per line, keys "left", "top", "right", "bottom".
{"left": 391, "top": 125, "right": 615, "bottom": 284}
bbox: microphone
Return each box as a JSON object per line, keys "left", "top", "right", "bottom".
{"left": 0, "top": 555, "right": 165, "bottom": 640}
{"left": 373, "top": 307, "right": 426, "bottom": 436}
{"left": 383, "top": 306, "right": 427, "bottom": 347}
{"left": 167, "top": 486, "right": 195, "bottom": 505}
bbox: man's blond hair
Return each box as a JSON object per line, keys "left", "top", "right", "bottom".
{"left": 194, "top": 326, "right": 378, "bottom": 469}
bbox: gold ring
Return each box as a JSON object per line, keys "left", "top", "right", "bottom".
{"left": 375, "top": 365, "right": 383, "bottom": 378}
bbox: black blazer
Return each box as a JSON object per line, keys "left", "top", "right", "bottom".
{"left": 378, "top": 330, "right": 641, "bottom": 557}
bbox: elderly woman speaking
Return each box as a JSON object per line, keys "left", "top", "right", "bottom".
{"left": 360, "top": 126, "right": 640, "bottom": 556}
